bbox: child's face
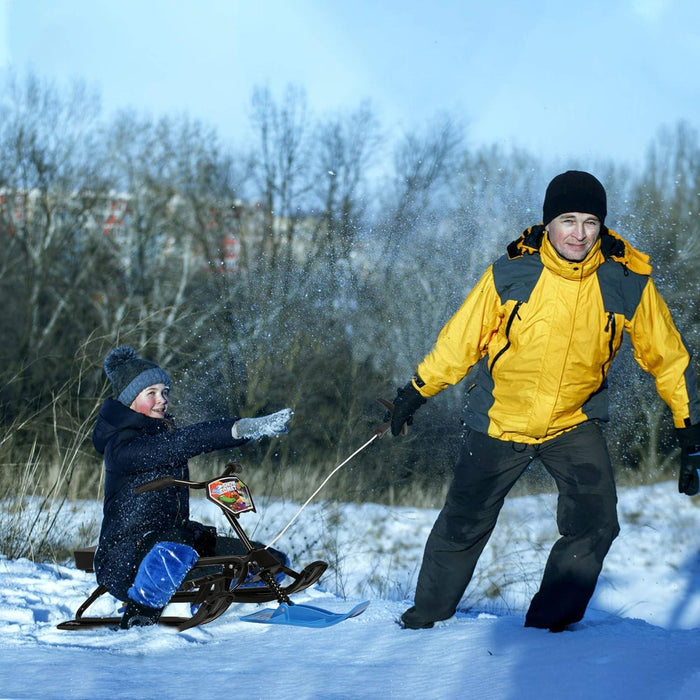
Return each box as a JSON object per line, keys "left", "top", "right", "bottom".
{"left": 130, "top": 383, "right": 169, "bottom": 419}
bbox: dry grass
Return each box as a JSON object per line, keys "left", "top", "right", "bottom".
{"left": 0, "top": 382, "right": 102, "bottom": 560}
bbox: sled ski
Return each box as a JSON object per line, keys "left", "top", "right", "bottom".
{"left": 240, "top": 599, "right": 370, "bottom": 628}
{"left": 57, "top": 462, "right": 368, "bottom": 631}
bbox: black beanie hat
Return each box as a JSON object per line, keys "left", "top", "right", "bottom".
{"left": 103, "top": 345, "right": 171, "bottom": 407}
{"left": 542, "top": 170, "right": 607, "bottom": 225}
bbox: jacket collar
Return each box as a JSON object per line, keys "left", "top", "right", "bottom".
{"left": 92, "top": 397, "right": 171, "bottom": 454}
{"left": 540, "top": 233, "right": 603, "bottom": 280}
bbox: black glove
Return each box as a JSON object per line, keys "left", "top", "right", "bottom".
{"left": 190, "top": 521, "right": 218, "bottom": 557}
{"left": 676, "top": 424, "right": 700, "bottom": 496}
{"left": 388, "top": 381, "right": 427, "bottom": 436}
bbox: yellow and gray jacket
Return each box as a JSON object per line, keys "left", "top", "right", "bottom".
{"left": 414, "top": 225, "right": 700, "bottom": 444}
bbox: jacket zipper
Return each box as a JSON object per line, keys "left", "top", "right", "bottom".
{"left": 602, "top": 311, "right": 616, "bottom": 380}
{"left": 489, "top": 301, "right": 523, "bottom": 372}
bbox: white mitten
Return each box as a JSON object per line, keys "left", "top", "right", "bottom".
{"left": 232, "top": 408, "right": 293, "bottom": 440}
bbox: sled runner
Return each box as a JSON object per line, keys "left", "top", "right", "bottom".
{"left": 58, "top": 462, "right": 367, "bottom": 631}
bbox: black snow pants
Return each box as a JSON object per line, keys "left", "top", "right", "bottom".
{"left": 410, "top": 421, "right": 620, "bottom": 630}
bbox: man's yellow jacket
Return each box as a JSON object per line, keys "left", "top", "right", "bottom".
{"left": 413, "top": 225, "right": 700, "bottom": 444}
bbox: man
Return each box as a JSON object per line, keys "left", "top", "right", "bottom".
{"left": 389, "top": 170, "right": 700, "bottom": 632}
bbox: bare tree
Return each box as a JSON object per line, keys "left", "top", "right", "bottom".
{"left": 92, "top": 111, "right": 243, "bottom": 365}
{"left": 0, "top": 71, "right": 104, "bottom": 415}
{"left": 379, "top": 116, "right": 463, "bottom": 264}
{"left": 248, "top": 85, "right": 314, "bottom": 272}
{"left": 311, "top": 101, "right": 381, "bottom": 264}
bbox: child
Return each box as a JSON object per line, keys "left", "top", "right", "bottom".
{"left": 92, "top": 345, "right": 292, "bottom": 629}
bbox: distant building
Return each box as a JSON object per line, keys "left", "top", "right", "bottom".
{"left": 0, "top": 187, "right": 322, "bottom": 274}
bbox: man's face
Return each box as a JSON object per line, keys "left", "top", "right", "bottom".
{"left": 546, "top": 212, "right": 601, "bottom": 262}
{"left": 130, "top": 383, "right": 169, "bottom": 419}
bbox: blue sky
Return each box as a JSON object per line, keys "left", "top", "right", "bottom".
{"left": 2, "top": 0, "right": 700, "bottom": 166}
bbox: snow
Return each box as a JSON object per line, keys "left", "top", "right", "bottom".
{"left": 2, "top": 481, "right": 700, "bottom": 699}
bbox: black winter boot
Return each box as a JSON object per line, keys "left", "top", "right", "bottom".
{"left": 399, "top": 606, "right": 435, "bottom": 629}
{"left": 119, "top": 600, "right": 163, "bottom": 629}
{"left": 524, "top": 618, "right": 570, "bottom": 633}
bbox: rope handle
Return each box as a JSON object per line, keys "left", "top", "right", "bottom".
{"left": 264, "top": 397, "right": 399, "bottom": 548}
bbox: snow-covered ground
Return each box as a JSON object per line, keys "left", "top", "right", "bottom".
{"left": 1, "top": 481, "right": 700, "bottom": 699}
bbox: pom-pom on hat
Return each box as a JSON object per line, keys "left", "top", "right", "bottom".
{"left": 103, "top": 345, "right": 171, "bottom": 407}
{"left": 543, "top": 170, "right": 607, "bottom": 225}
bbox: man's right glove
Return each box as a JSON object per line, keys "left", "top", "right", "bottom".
{"left": 676, "top": 424, "right": 700, "bottom": 496}
{"left": 388, "top": 380, "right": 427, "bottom": 436}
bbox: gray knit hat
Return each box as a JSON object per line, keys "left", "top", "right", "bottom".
{"left": 103, "top": 345, "right": 171, "bottom": 407}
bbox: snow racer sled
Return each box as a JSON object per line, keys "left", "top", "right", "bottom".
{"left": 58, "top": 462, "right": 368, "bottom": 631}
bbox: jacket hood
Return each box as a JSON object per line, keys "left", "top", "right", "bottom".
{"left": 599, "top": 228, "right": 652, "bottom": 275}
{"left": 92, "top": 397, "right": 168, "bottom": 455}
{"left": 507, "top": 224, "right": 652, "bottom": 276}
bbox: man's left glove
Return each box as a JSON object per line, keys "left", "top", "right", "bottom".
{"left": 676, "top": 424, "right": 700, "bottom": 496}
{"left": 388, "top": 381, "right": 427, "bottom": 436}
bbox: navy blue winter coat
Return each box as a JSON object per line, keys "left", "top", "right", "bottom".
{"left": 92, "top": 398, "right": 247, "bottom": 601}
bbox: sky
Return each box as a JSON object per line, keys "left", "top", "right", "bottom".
{"left": 2, "top": 0, "right": 700, "bottom": 167}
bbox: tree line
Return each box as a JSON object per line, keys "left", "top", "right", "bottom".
{"left": 1, "top": 70, "right": 699, "bottom": 505}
